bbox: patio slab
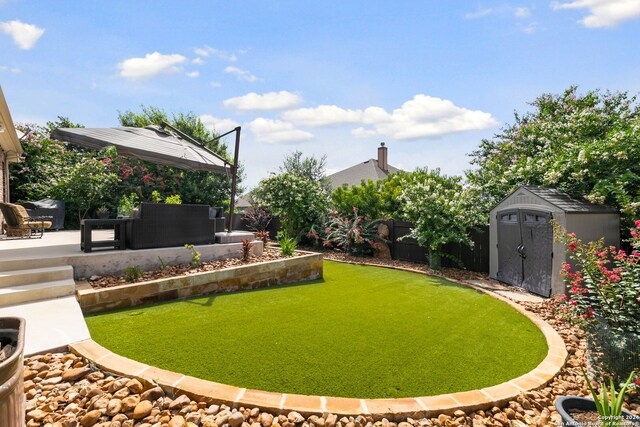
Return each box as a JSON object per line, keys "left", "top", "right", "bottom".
{"left": 0, "top": 230, "right": 262, "bottom": 278}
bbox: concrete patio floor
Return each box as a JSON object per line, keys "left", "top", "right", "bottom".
{"left": 0, "top": 229, "right": 111, "bottom": 260}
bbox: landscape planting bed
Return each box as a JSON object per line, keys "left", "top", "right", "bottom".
{"left": 85, "top": 261, "right": 550, "bottom": 399}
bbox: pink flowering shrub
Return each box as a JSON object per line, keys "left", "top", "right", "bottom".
{"left": 557, "top": 221, "right": 640, "bottom": 334}
{"left": 555, "top": 221, "right": 640, "bottom": 382}
{"left": 324, "top": 207, "right": 382, "bottom": 256}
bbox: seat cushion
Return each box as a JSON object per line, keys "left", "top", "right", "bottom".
{"left": 12, "top": 204, "right": 31, "bottom": 225}
{"left": 0, "top": 202, "right": 19, "bottom": 226}
{"left": 21, "top": 220, "right": 53, "bottom": 229}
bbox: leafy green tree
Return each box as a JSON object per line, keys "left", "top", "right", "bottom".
{"left": 400, "top": 168, "right": 482, "bottom": 269}
{"left": 115, "top": 105, "right": 242, "bottom": 208}
{"left": 279, "top": 150, "right": 331, "bottom": 192}
{"left": 47, "top": 149, "right": 119, "bottom": 224}
{"left": 467, "top": 87, "right": 640, "bottom": 228}
{"left": 254, "top": 173, "right": 330, "bottom": 239}
{"left": 10, "top": 118, "right": 87, "bottom": 203}
{"left": 332, "top": 179, "right": 386, "bottom": 220}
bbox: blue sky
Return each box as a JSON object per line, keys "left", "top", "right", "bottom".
{"left": 2, "top": 1, "right": 640, "bottom": 189}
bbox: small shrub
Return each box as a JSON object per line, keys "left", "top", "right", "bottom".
{"left": 124, "top": 266, "right": 142, "bottom": 282}
{"left": 184, "top": 244, "right": 202, "bottom": 267}
{"left": 164, "top": 194, "right": 182, "bottom": 204}
{"left": 241, "top": 239, "right": 255, "bottom": 262}
{"left": 278, "top": 232, "right": 297, "bottom": 256}
{"left": 325, "top": 207, "right": 381, "bottom": 256}
{"left": 151, "top": 190, "right": 163, "bottom": 203}
{"left": 157, "top": 256, "right": 167, "bottom": 270}
{"left": 242, "top": 205, "right": 272, "bottom": 232}
{"left": 255, "top": 230, "right": 269, "bottom": 246}
{"left": 118, "top": 193, "right": 140, "bottom": 217}
{"left": 555, "top": 220, "right": 640, "bottom": 382}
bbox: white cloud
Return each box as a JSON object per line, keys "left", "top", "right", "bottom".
{"left": 283, "top": 105, "right": 363, "bottom": 126}
{"left": 249, "top": 118, "right": 313, "bottom": 144}
{"left": 200, "top": 114, "right": 240, "bottom": 132}
{"left": 186, "top": 71, "right": 200, "bottom": 78}
{"left": 518, "top": 22, "right": 540, "bottom": 33}
{"left": 192, "top": 57, "right": 204, "bottom": 65}
{"left": 194, "top": 45, "right": 237, "bottom": 62}
{"left": 515, "top": 7, "right": 531, "bottom": 18}
{"left": 284, "top": 95, "right": 497, "bottom": 140}
{"left": 118, "top": 52, "right": 187, "bottom": 80}
{"left": 0, "top": 20, "right": 44, "bottom": 50}
{"left": 224, "top": 91, "right": 302, "bottom": 111}
{"left": 224, "top": 66, "right": 259, "bottom": 82}
{"left": 464, "top": 8, "right": 493, "bottom": 19}
{"left": 0, "top": 65, "right": 20, "bottom": 73}
{"left": 551, "top": 0, "right": 640, "bottom": 27}
{"left": 210, "top": 81, "right": 222, "bottom": 88}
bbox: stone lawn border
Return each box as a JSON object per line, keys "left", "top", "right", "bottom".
{"left": 76, "top": 251, "right": 323, "bottom": 313}
{"left": 70, "top": 257, "right": 568, "bottom": 421}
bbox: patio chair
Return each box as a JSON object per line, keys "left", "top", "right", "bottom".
{"left": 0, "top": 202, "right": 53, "bottom": 238}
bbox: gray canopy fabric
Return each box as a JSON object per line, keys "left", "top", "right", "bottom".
{"left": 50, "top": 126, "right": 229, "bottom": 174}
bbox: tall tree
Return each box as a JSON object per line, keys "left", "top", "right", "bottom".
{"left": 467, "top": 87, "right": 640, "bottom": 228}
{"left": 279, "top": 150, "right": 331, "bottom": 192}
{"left": 116, "top": 105, "right": 243, "bottom": 208}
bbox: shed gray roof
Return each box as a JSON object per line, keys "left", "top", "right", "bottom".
{"left": 328, "top": 159, "right": 399, "bottom": 189}
{"left": 519, "top": 186, "right": 618, "bottom": 213}
{"left": 50, "top": 126, "right": 229, "bottom": 174}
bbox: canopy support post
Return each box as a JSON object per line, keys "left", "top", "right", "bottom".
{"left": 227, "top": 127, "right": 241, "bottom": 232}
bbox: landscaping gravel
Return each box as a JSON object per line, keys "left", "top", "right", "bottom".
{"left": 22, "top": 297, "right": 639, "bottom": 427}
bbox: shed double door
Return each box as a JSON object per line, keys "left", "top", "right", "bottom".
{"left": 496, "top": 209, "right": 553, "bottom": 297}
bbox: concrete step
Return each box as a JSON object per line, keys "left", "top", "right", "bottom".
{"left": 0, "top": 265, "right": 73, "bottom": 288}
{"left": 0, "top": 279, "right": 76, "bottom": 308}
{"left": 0, "top": 295, "right": 91, "bottom": 355}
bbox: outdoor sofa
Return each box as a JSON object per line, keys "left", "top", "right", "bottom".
{"left": 126, "top": 203, "right": 221, "bottom": 249}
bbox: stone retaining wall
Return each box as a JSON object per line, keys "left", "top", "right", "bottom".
{"left": 77, "top": 251, "right": 323, "bottom": 313}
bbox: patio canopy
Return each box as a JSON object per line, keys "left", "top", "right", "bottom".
{"left": 50, "top": 125, "right": 229, "bottom": 174}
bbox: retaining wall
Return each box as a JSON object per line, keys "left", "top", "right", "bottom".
{"left": 77, "top": 251, "right": 323, "bottom": 313}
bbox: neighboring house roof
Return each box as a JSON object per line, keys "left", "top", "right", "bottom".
{"left": 236, "top": 192, "right": 254, "bottom": 209}
{"left": 328, "top": 158, "right": 400, "bottom": 189}
{"left": 0, "top": 86, "right": 23, "bottom": 163}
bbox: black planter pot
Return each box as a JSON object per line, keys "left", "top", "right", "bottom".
{"left": 556, "top": 396, "right": 640, "bottom": 426}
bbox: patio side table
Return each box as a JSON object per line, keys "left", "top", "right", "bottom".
{"left": 81, "top": 219, "right": 128, "bottom": 253}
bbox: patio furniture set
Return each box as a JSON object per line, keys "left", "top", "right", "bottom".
{"left": 0, "top": 201, "right": 226, "bottom": 253}
{"left": 82, "top": 203, "right": 226, "bottom": 252}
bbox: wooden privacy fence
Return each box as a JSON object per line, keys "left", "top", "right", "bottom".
{"left": 384, "top": 221, "right": 489, "bottom": 273}
{"left": 232, "top": 214, "right": 490, "bottom": 273}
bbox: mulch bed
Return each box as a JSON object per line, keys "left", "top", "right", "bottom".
{"left": 308, "top": 246, "right": 489, "bottom": 282}
{"left": 87, "top": 246, "right": 299, "bottom": 289}
{"left": 87, "top": 244, "right": 486, "bottom": 290}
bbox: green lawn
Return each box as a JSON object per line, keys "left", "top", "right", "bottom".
{"left": 85, "top": 261, "right": 547, "bottom": 398}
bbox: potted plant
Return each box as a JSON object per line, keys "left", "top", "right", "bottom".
{"left": 96, "top": 205, "right": 109, "bottom": 219}
{"left": 556, "top": 370, "right": 639, "bottom": 426}
{"left": 0, "top": 317, "right": 26, "bottom": 427}
{"left": 117, "top": 193, "right": 140, "bottom": 218}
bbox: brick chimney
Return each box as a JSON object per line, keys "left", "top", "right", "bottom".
{"left": 377, "top": 142, "right": 388, "bottom": 172}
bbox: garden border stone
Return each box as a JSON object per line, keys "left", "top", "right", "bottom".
{"left": 76, "top": 251, "right": 323, "bottom": 313}
{"left": 70, "top": 257, "right": 567, "bottom": 421}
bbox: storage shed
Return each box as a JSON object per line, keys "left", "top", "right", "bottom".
{"left": 489, "top": 186, "right": 619, "bottom": 297}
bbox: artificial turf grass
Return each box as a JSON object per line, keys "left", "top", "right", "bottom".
{"left": 85, "top": 260, "right": 548, "bottom": 399}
